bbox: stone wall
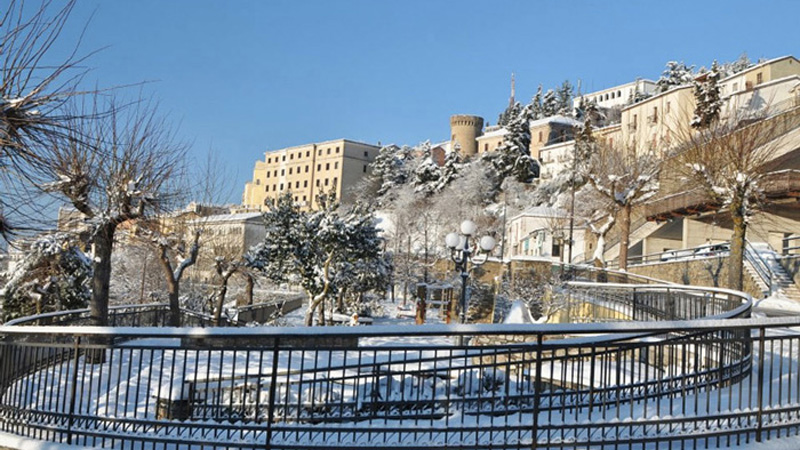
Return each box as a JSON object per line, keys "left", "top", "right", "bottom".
{"left": 626, "top": 257, "right": 762, "bottom": 299}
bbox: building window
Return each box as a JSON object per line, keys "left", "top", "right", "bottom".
{"left": 255, "top": 179, "right": 260, "bottom": 185}
{"left": 333, "top": 177, "right": 337, "bottom": 186}
{"left": 281, "top": 169, "right": 285, "bottom": 176}
{"left": 294, "top": 196, "right": 298, "bottom": 202}
{"left": 327, "top": 148, "right": 331, "bottom": 155}
{"left": 666, "top": 101, "right": 671, "bottom": 113}
{"left": 305, "top": 165, "right": 309, "bottom": 173}
{"left": 265, "top": 171, "right": 270, "bottom": 178}
{"left": 552, "top": 241, "right": 561, "bottom": 257}
{"left": 364, "top": 151, "right": 368, "bottom": 157}
{"left": 363, "top": 165, "right": 367, "bottom": 173}
{"left": 280, "top": 183, "right": 284, "bottom": 190}
{"left": 295, "top": 181, "right": 299, "bottom": 188}
{"left": 303, "top": 195, "right": 307, "bottom": 201}
{"left": 304, "top": 180, "right": 308, "bottom": 187}
{"left": 317, "top": 164, "right": 321, "bottom": 171}
{"left": 265, "top": 185, "right": 268, "bottom": 192}
{"left": 267, "top": 158, "right": 271, "bottom": 164}
{"left": 273, "top": 184, "right": 276, "bottom": 191}
{"left": 318, "top": 149, "right": 322, "bottom": 156}
{"left": 334, "top": 162, "right": 338, "bottom": 169}
{"left": 324, "top": 178, "right": 329, "bottom": 186}
{"left": 306, "top": 151, "right": 310, "bottom": 157}
{"left": 617, "top": 90, "right": 621, "bottom": 98}
{"left": 538, "top": 131, "right": 543, "bottom": 142}
{"left": 484, "top": 143, "right": 489, "bottom": 152}
{"left": 336, "top": 147, "right": 340, "bottom": 153}
{"left": 326, "top": 163, "right": 330, "bottom": 170}
{"left": 273, "top": 170, "right": 277, "bottom": 177}
{"left": 756, "top": 72, "right": 763, "bottom": 84}
{"left": 316, "top": 180, "right": 320, "bottom": 187}
{"left": 282, "top": 155, "right": 285, "bottom": 162}
{"left": 288, "top": 167, "right": 292, "bottom": 175}
{"left": 289, "top": 153, "right": 293, "bottom": 160}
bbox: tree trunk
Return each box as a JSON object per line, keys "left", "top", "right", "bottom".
{"left": 618, "top": 203, "right": 632, "bottom": 271}
{"left": 214, "top": 272, "right": 234, "bottom": 326}
{"left": 90, "top": 222, "right": 116, "bottom": 327}
{"left": 157, "top": 246, "right": 181, "bottom": 327}
{"left": 245, "top": 275, "right": 254, "bottom": 305}
{"left": 729, "top": 205, "right": 747, "bottom": 292}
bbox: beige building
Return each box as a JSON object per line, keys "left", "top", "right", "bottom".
{"left": 619, "top": 84, "right": 695, "bottom": 153}
{"left": 528, "top": 115, "right": 581, "bottom": 161}
{"left": 185, "top": 212, "right": 266, "bottom": 283}
{"left": 475, "top": 126, "right": 507, "bottom": 155}
{"left": 505, "top": 206, "right": 585, "bottom": 263}
{"left": 242, "top": 139, "right": 380, "bottom": 211}
{"left": 575, "top": 79, "right": 657, "bottom": 110}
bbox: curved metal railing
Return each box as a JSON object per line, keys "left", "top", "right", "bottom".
{"left": 0, "top": 281, "right": 772, "bottom": 449}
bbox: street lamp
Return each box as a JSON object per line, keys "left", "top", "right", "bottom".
{"left": 445, "top": 220, "right": 496, "bottom": 330}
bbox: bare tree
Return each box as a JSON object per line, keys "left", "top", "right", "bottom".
{"left": 584, "top": 141, "right": 661, "bottom": 270}
{"left": 676, "top": 106, "right": 800, "bottom": 290}
{"left": 45, "top": 97, "right": 186, "bottom": 326}
{"left": 0, "top": 0, "right": 96, "bottom": 234}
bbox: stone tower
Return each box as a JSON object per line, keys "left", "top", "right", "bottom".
{"left": 449, "top": 114, "right": 484, "bottom": 157}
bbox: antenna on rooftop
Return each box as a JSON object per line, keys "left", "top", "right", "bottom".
{"left": 509, "top": 72, "right": 516, "bottom": 108}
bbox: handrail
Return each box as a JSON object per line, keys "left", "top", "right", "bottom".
{"left": 745, "top": 239, "right": 773, "bottom": 294}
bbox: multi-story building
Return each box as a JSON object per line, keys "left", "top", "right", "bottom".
{"left": 185, "top": 212, "right": 267, "bottom": 283}
{"left": 242, "top": 139, "right": 380, "bottom": 211}
{"left": 505, "top": 206, "right": 585, "bottom": 263}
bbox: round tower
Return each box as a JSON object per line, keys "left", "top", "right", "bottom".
{"left": 450, "top": 114, "right": 484, "bottom": 157}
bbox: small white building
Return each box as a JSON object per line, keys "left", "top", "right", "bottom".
{"left": 574, "top": 79, "right": 658, "bottom": 111}
{"left": 505, "top": 206, "right": 585, "bottom": 263}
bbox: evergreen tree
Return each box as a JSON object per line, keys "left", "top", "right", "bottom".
{"left": 497, "top": 102, "right": 521, "bottom": 127}
{"left": 656, "top": 61, "right": 695, "bottom": 93}
{"left": 541, "top": 89, "right": 558, "bottom": 117}
{"left": 435, "top": 149, "right": 462, "bottom": 192}
{"left": 691, "top": 60, "right": 722, "bottom": 129}
{"left": 530, "top": 85, "right": 544, "bottom": 119}
{"left": 370, "top": 144, "right": 413, "bottom": 199}
{"left": 556, "top": 80, "right": 574, "bottom": 117}
{"left": 247, "top": 191, "right": 389, "bottom": 326}
{"left": 484, "top": 103, "right": 538, "bottom": 187}
{"left": 2, "top": 233, "right": 91, "bottom": 322}
{"left": 722, "top": 52, "right": 753, "bottom": 77}
{"left": 413, "top": 141, "right": 440, "bottom": 196}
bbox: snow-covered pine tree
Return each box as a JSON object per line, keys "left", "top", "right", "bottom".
{"left": 370, "top": 144, "right": 414, "bottom": 200}
{"left": 413, "top": 141, "right": 440, "bottom": 196}
{"left": 1, "top": 233, "right": 91, "bottom": 322}
{"left": 656, "top": 61, "right": 695, "bottom": 93}
{"left": 247, "top": 190, "right": 389, "bottom": 326}
{"left": 691, "top": 60, "right": 722, "bottom": 129}
{"left": 556, "top": 80, "right": 574, "bottom": 117}
{"left": 498, "top": 102, "right": 521, "bottom": 127}
{"left": 435, "top": 148, "right": 462, "bottom": 192}
{"left": 530, "top": 85, "right": 544, "bottom": 119}
{"left": 541, "top": 89, "right": 558, "bottom": 117}
{"left": 484, "top": 103, "right": 538, "bottom": 188}
{"left": 722, "top": 52, "right": 753, "bottom": 77}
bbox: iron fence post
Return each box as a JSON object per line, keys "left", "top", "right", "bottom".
{"left": 265, "top": 337, "right": 280, "bottom": 450}
{"left": 531, "top": 333, "right": 543, "bottom": 450}
{"left": 66, "top": 336, "right": 81, "bottom": 445}
{"left": 756, "top": 327, "right": 766, "bottom": 443}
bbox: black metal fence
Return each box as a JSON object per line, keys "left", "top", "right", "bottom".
{"left": 1, "top": 283, "right": 784, "bottom": 449}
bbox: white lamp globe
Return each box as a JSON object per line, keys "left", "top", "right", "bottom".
{"left": 445, "top": 232, "right": 460, "bottom": 249}
{"left": 460, "top": 220, "right": 478, "bottom": 236}
{"left": 479, "top": 236, "right": 497, "bottom": 252}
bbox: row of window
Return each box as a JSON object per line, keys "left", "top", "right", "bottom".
{"left": 265, "top": 177, "right": 339, "bottom": 193}
{"left": 266, "top": 146, "right": 343, "bottom": 164}
{"left": 264, "top": 162, "right": 339, "bottom": 178}
{"left": 594, "top": 89, "right": 627, "bottom": 103}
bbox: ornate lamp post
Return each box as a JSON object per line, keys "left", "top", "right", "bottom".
{"left": 445, "top": 220, "right": 496, "bottom": 328}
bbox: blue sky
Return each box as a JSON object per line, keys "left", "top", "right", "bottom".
{"left": 54, "top": 0, "right": 799, "bottom": 203}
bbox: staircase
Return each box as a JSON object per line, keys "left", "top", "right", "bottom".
{"left": 745, "top": 242, "right": 800, "bottom": 302}
{"left": 603, "top": 220, "right": 663, "bottom": 263}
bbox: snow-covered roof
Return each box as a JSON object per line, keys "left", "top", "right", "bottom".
{"left": 509, "top": 206, "right": 569, "bottom": 222}
{"left": 620, "top": 84, "right": 693, "bottom": 112}
{"left": 719, "top": 55, "right": 800, "bottom": 83}
{"left": 191, "top": 212, "right": 263, "bottom": 225}
{"left": 528, "top": 115, "right": 581, "bottom": 129}
{"left": 477, "top": 127, "right": 508, "bottom": 140}
{"left": 578, "top": 79, "right": 657, "bottom": 98}
{"left": 431, "top": 141, "right": 451, "bottom": 153}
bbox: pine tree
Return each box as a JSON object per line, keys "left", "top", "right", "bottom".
{"left": 413, "top": 141, "right": 440, "bottom": 196}
{"left": 656, "top": 61, "right": 695, "bottom": 93}
{"left": 247, "top": 191, "right": 389, "bottom": 326}
{"left": 530, "top": 85, "right": 544, "bottom": 119}
{"left": 498, "top": 102, "right": 521, "bottom": 127}
{"left": 556, "top": 80, "right": 574, "bottom": 117}
{"left": 370, "top": 144, "right": 413, "bottom": 199}
{"left": 2, "top": 233, "right": 91, "bottom": 322}
{"left": 691, "top": 60, "right": 722, "bottom": 129}
{"left": 435, "top": 149, "right": 462, "bottom": 192}
{"left": 541, "top": 89, "right": 558, "bottom": 118}
{"left": 484, "top": 103, "right": 538, "bottom": 186}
